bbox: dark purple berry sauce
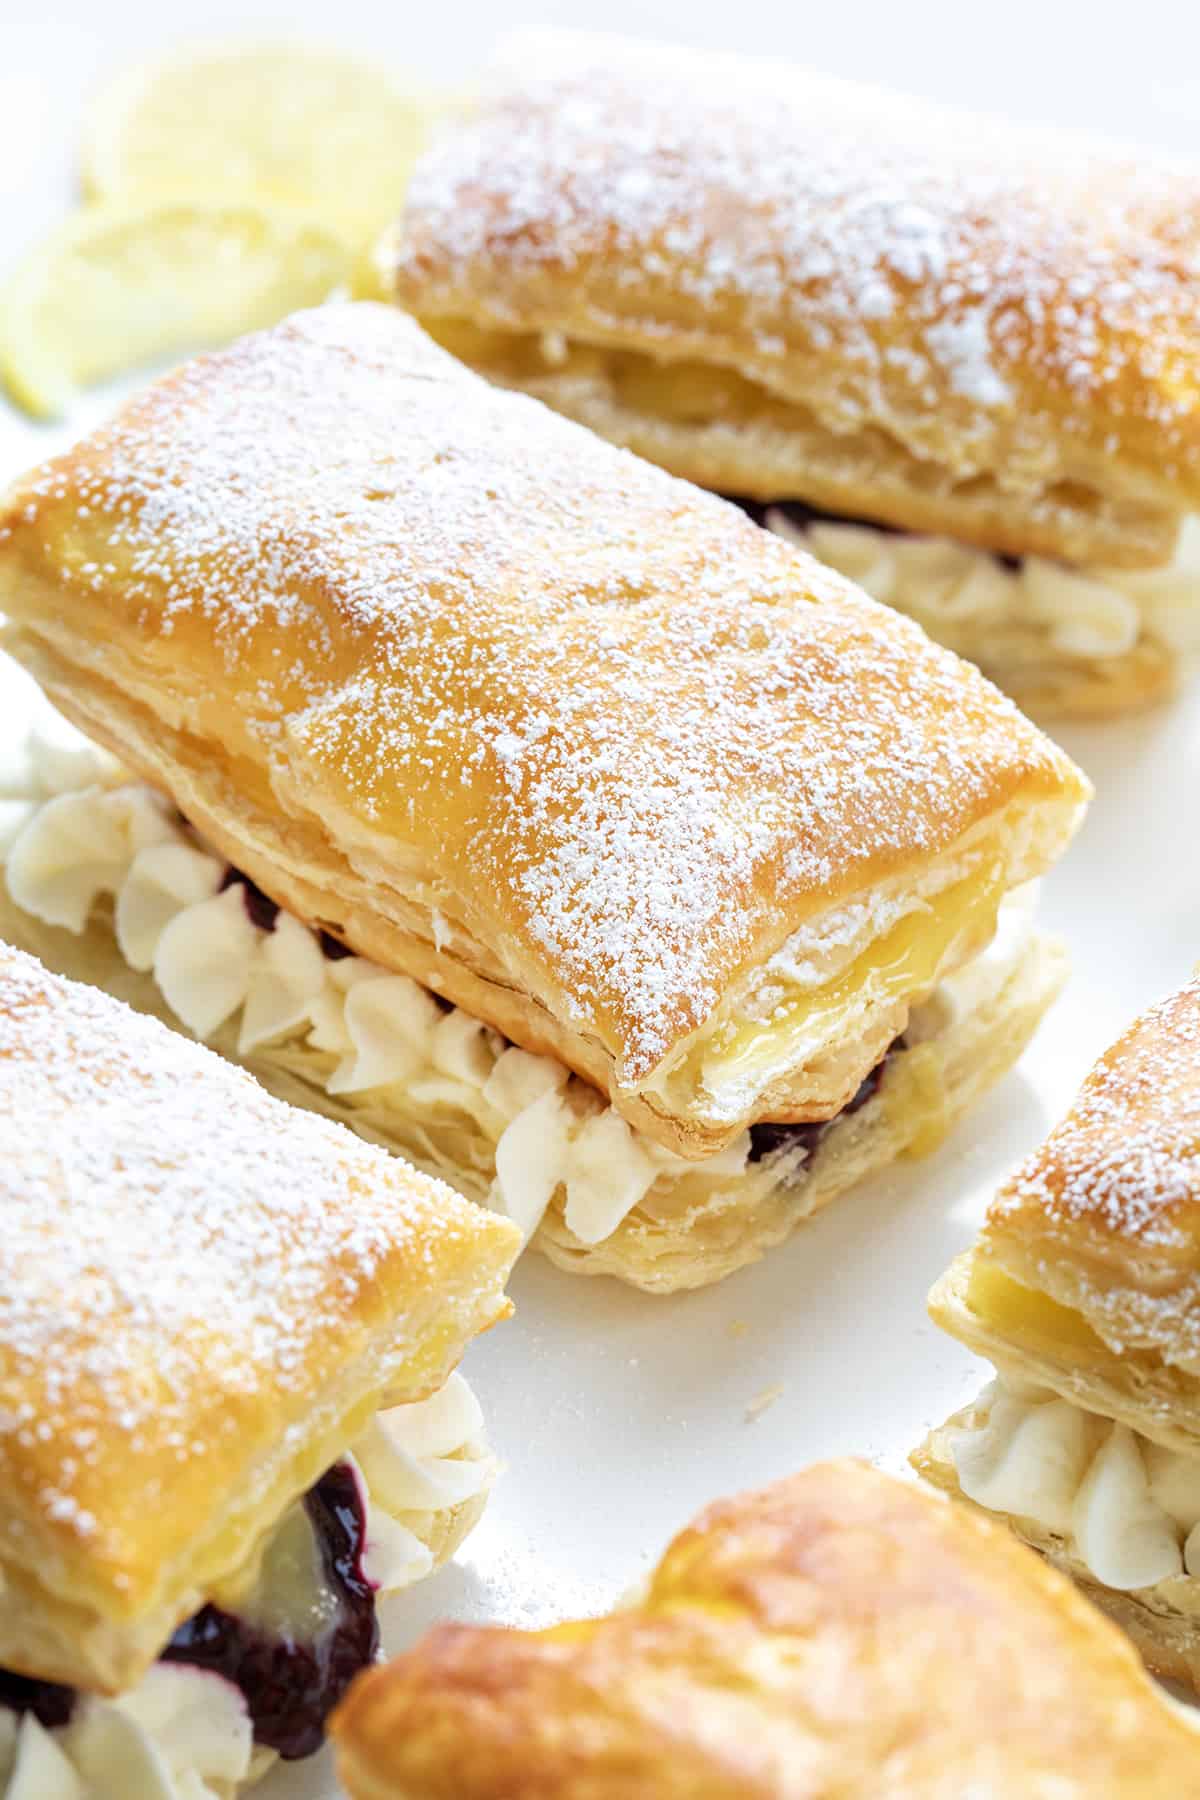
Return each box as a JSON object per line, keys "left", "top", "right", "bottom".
{"left": 721, "top": 495, "right": 1023, "bottom": 571}
{"left": 0, "top": 1669, "right": 75, "bottom": 1729}
{"left": 220, "top": 867, "right": 281, "bottom": 934}
{"left": 318, "top": 928, "right": 354, "bottom": 961}
{"left": 748, "top": 1038, "right": 901, "bottom": 1167}
{"left": 220, "top": 866, "right": 357, "bottom": 966}
{"left": 0, "top": 1463, "right": 379, "bottom": 1763}
{"left": 162, "top": 1461, "right": 378, "bottom": 1760}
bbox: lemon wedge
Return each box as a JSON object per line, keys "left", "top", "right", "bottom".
{"left": 80, "top": 42, "right": 452, "bottom": 246}
{"left": 0, "top": 202, "right": 356, "bottom": 419}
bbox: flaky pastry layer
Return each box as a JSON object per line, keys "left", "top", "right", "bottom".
{"left": 388, "top": 33, "right": 1200, "bottom": 568}
{"left": 331, "top": 1460, "right": 1200, "bottom": 1799}
{"left": 1, "top": 1383, "right": 496, "bottom": 1799}
{"left": 0, "top": 703, "right": 1065, "bottom": 1291}
{"left": 0, "top": 789, "right": 1066, "bottom": 1293}
{"left": 539, "top": 925, "right": 1065, "bottom": 1290}
{"left": 411, "top": 323, "right": 1187, "bottom": 572}
{"left": 931, "top": 978, "right": 1200, "bottom": 1405}
{"left": 914, "top": 1392, "right": 1200, "bottom": 1695}
{"left": 0, "top": 947, "right": 518, "bottom": 1694}
{"left": 0, "top": 304, "right": 1087, "bottom": 1158}
{"left": 917, "top": 978, "right": 1200, "bottom": 1687}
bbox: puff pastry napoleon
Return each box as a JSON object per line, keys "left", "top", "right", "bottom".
{"left": 0, "top": 303, "right": 1087, "bottom": 1291}
{"left": 331, "top": 1460, "right": 1200, "bottom": 1799}
{"left": 0, "top": 945, "right": 518, "bottom": 1800}
{"left": 386, "top": 31, "right": 1200, "bottom": 716}
{"left": 914, "top": 977, "right": 1200, "bottom": 1692}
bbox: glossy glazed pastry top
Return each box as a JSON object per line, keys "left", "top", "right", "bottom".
{"left": 332, "top": 1459, "right": 1200, "bottom": 1798}
{"left": 388, "top": 31, "right": 1200, "bottom": 564}
{"left": 0, "top": 304, "right": 1086, "bottom": 1155}
{"left": 0, "top": 945, "right": 517, "bottom": 1695}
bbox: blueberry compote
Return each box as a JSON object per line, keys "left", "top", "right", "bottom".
{"left": 748, "top": 1039, "right": 901, "bottom": 1167}
{"left": 0, "top": 1466, "right": 376, "bottom": 1760}
{"left": 0, "top": 1668, "right": 75, "bottom": 1729}
{"left": 221, "top": 867, "right": 281, "bottom": 934}
{"left": 163, "top": 1461, "right": 378, "bottom": 1760}
{"left": 222, "top": 867, "right": 358, "bottom": 965}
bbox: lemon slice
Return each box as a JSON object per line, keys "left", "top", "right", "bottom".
{"left": 81, "top": 42, "right": 452, "bottom": 245}
{"left": 0, "top": 202, "right": 355, "bottom": 419}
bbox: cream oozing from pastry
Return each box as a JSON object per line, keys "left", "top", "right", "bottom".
{"left": 1, "top": 725, "right": 1038, "bottom": 1252}
{"left": 951, "top": 1377, "right": 1200, "bottom": 1593}
{"left": 0, "top": 1375, "right": 489, "bottom": 1800}
{"left": 767, "top": 513, "right": 1200, "bottom": 663}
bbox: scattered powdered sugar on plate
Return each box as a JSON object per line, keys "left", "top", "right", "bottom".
{"left": 1, "top": 304, "right": 1077, "bottom": 1080}
{"left": 0, "top": 944, "right": 486, "bottom": 1552}
{"left": 393, "top": 30, "right": 1200, "bottom": 480}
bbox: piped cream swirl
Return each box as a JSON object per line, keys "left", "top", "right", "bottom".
{"left": 769, "top": 513, "right": 1200, "bottom": 660}
{"left": 952, "top": 1377, "right": 1200, "bottom": 1592}
{"left": 2, "top": 721, "right": 1037, "bottom": 1252}
{"left": 2, "top": 753, "right": 728, "bottom": 1248}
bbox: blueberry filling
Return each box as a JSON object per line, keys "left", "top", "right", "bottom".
{"left": 218, "top": 870, "right": 460, "bottom": 1002}
{"left": 747, "top": 1038, "right": 901, "bottom": 1167}
{"left": 318, "top": 928, "right": 354, "bottom": 961}
{"left": 0, "top": 1462, "right": 378, "bottom": 1764}
{"left": 0, "top": 1668, "right": 76, "bottom": 1730}
{"left": 220, "top": 867, "right": 280, "bottom": 934}
{"left": 722, "top": 495, "right": 1022, "bottom": 572}
{"left": 219, "top": 868, "right": 359, "bottom": 966}
{"left": 163, "top": 1461, "right": 378, "bottom": 1760}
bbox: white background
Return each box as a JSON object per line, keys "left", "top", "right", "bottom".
{"left": 4, "top": 4, "right": 1200, "bottom": 1794}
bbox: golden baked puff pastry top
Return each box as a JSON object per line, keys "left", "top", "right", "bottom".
{"left": 916, "top": 977, "right": 1200, "bottom": 1689}
{"left": 388, "top": 30, "right": 1200, "bottom": 566}
{"left": 0, "top": 943, "right": 517, "bottom": 1705}
{"left": 331, "top": 1460, "right": 1200, "bottom": 1799}
{"left": 933, "top": 977, "right": 1200, "bottom": 1447}
{"left": 0, "top": 303, "right": 1087, "bottom": 1163}
{"left": 384, "top": 32, "right": 1200, "bottom": 717}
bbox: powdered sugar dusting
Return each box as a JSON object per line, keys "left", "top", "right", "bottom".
{"left": 2, "top": 305, "right": 1079, "bottom": 1081}
{"left": 992, "top": 978, "right": 1200, "bottom": 1248}
{"left": 926, "top": 311, "right": 1013, "bottom": 409}
{"left": 392, "top": 30, "right": 1200, "bottom": 484}
{"left": 0, "top": 944, "right": 487, "bottom": 1557}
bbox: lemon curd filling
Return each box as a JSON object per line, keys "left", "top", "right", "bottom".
{"left": 690, "top": 864, "right": 1007, "bottom": 1101}
{"left": 422, "top": 320, "right": 786, "bottom": 426}
{"left": 963, "top": 1261, "right": 1112, "bottom": 1363}
{"left": 655, "top": 858, "right": 1007, "bottom": 1123}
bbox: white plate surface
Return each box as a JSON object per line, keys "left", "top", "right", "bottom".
{"left": 3, "top": 8, "right": 1200, "bottom": 1794}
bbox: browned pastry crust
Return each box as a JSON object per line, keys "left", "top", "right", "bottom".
{"left": 916, "top": 977, "right": 1200, "bottom": 1691}
{"left": 386, "top": 33, "right": 1200, "bottom": 571}
{"left": 332, "top": 1460, "right": 1200, "bottom": 1799}
{"left": 0, "top": 944, "right": 518, "bottom": 1694}
{"left": 932, "top": 977, "right": 1200, "bottom": 1435}
{"left": 0, "top": 302, "right": 1086, "bottom": 1161}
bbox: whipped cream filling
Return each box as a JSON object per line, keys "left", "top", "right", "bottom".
{"left": 768, "top": 512, "right": 1200, "bottom": 660}
{"left": 952, "top": 1376, "right": 1200, "bottom": 1593}
{"left": 4, "top": 725, "right": 1033, "bottom": 1252}
{"left": 0, "top": 1374, "right": 488, "bottom": 1800}
{"left": 2, "top": 752, "right": 725, "bottom": 1248}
